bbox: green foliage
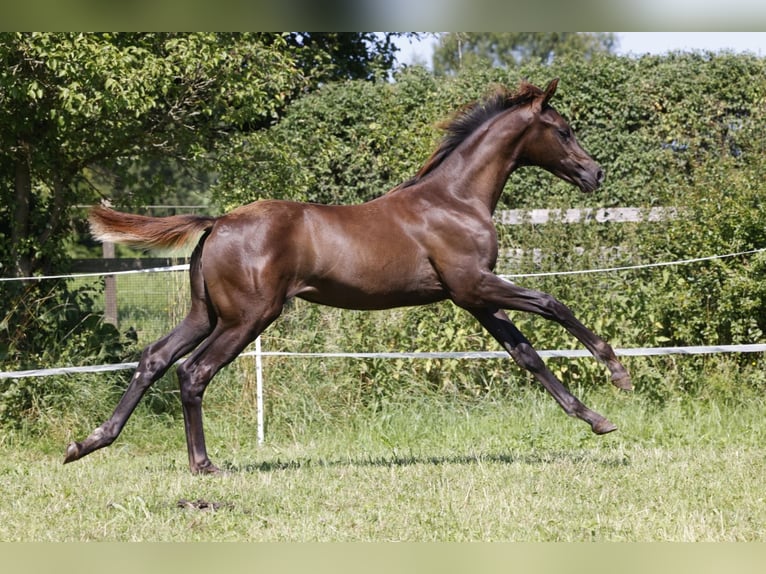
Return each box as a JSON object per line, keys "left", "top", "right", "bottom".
{"left": 6, "top": 48, "right": 766, "bottom": 431}
{"left": 0, "top": 282, "right": 134, "bottom": 368}
{"left": 213, "top": 66, "right": 442, "bottom": 208}
{"left": 0, "top": 281, "right": 137, "bottom": 428}
{"left": 213, "top": 52, "right": 766, "bottom": 404}
{"left": 216, "top": 52, "right": 766, "bottom": 211}
{"left": 270, "top": 32, "right": 409, "bottom": 84}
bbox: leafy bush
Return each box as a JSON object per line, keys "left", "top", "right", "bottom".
{"left": 8, "top": 52, "right": 766, "bottom": 432}
{"left": 214, "top": 52, "right": 766, "bottom": 403}
{"left": 0, "top": 281, "right": 137, "bottom": 428}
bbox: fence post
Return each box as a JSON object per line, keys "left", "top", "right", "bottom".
{"left": 255, "top": 335, "right": 264, "bottom": 445}
{"left": 102, "top": 241, "right": 118, "bottom": 327}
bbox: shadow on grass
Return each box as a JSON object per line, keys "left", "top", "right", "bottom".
{"left": 223, "top": 449, "right": 631, "bottom": 474}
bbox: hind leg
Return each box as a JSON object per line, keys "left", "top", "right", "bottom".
{"left": 176, "top": 306, "right": 283, "bottom": 474}
{"left": 64, "top": 311, "right": 213, "bottom": 464}
{"left": 64, "top": 244, "right": 213, "bottom": 465}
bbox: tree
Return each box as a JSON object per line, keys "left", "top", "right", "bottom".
{"left": 262, "top": 32, "right": 409, "bottom": 84}
{"left": 432, "top": 32, "right": 617, "bottom": 74}
{"left": 0, "top": 32, "right": 303, "bottom": 372}
{"left": 0, "top": 32, "right": 411, "bottom": 373}
{"left": 0, "top": 32, "right": 305, "bottom": 278}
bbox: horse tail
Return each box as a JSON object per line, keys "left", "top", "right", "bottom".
{"left": 88, "top": 205, "right": 217, "bottom": 251}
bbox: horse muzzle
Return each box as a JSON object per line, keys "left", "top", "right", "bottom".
{"left": 578, "top": 165, "right": 604, "bottom": 193}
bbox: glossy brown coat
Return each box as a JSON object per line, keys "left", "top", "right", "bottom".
{"left": 65, "top": 79, "right": 631, "bottom": 474}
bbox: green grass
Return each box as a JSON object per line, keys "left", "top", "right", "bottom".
{"left": 2, "top": 389, "right": 766, "bottom": 541}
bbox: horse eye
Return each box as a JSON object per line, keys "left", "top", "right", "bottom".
{"left": 558, "top": 128, "right": 571, "bottom": 141}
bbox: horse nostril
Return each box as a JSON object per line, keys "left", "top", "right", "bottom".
{"left": 596, "top": 168, "right": 605, "bottom": 185}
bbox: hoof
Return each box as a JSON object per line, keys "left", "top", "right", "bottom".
{"left": 63, "top": 441, "right": 82, "bottom": 464}
{"left": 591, "top": 418, "right": 618, "bottom": 435}
{"left": 191, "top": 461, "right": 225, "bottom": 476}
{"left": 611, "top": 373, "right": 633, "bottom": 391}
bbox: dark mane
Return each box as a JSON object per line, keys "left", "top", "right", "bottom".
{"left": 395, "top": 81, "right": 544, "bottom": 190}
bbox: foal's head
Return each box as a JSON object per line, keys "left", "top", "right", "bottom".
{"left": 517, "top": 78, "right": 604, "bottom": 193}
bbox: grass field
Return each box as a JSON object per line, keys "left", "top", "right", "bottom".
{"left": 2, "top": 388, "right": 765, "bottom": 542}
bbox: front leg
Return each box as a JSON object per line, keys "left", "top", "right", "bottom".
{"left": 455, "top": 272, "right": 631, "bottom": 390}
{"left": 470, "top": 307, "right": 617, "bottom": 434}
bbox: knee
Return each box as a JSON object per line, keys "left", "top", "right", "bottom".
{"left": 510, "top": 343, "right": 546, "bottom": 374}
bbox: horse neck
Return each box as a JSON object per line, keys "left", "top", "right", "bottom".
{"left": 435, "top": 109, "right": 528, "bottom": 214}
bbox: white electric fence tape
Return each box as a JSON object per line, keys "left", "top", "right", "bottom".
{"left": 4, "top": 243, "right": 766, "bottom": 447}
{"left": 3, "top": 343, "right": 766, "bottom": 381}
{"left": 3, "top": 244, "right": 766, "bottom": 380}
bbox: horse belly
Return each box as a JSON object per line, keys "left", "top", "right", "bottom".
{"left": 295, "top": 263, "right": 445, "bottom": 311}
{"left": 272, "top": 202, "right": 445, "bottom": 309}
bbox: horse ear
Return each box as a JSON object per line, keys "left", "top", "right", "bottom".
{"left": 530, "top": 78, "right": 559, "bottom": 114}
{"left": 543, "top": 78, "right": 559, "bottom": 105}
